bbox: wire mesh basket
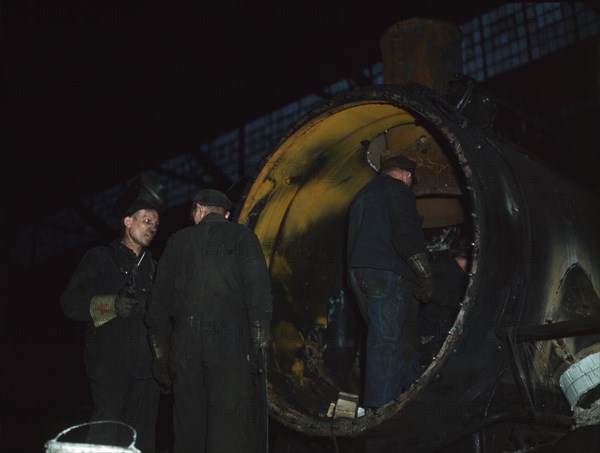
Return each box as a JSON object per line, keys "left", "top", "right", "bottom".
{"left": 45, "top": 421, "right": 141, "bottom": 453}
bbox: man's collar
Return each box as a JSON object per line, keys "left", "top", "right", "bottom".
{"left": 113, "top": 240, "right": 145, "bottom": 259}
{"left": 199, "top": 212, "right": 227, "bottom": 222}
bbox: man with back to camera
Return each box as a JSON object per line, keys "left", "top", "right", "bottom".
{"left": 347, "top": 151, "right": 434, "bottom": 408}
{"left": 61, "top": 173, "right": 164, "bottom": 451}
{"left": 145, "top": 188, "right": 273, "bottom": 453}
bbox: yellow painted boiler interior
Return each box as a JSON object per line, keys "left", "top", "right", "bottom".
{"left": 238, "top": 102, "right": 467, "bottom": 418}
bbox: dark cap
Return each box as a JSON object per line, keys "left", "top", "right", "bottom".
{"left": 192, "top": 189, "right": 232, "bottom": 210}
{"left": 114, "top": 172, "right": 165, "bottom": 218}
{"left": 124, "top": 199, "right": 161, "bottom": 217}
{"left": 380, "top": 154, "right": 417, "bottom": 173}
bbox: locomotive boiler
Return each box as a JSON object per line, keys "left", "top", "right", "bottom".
{"left": 235, "top": 82, "right": 600, "bottom": 452}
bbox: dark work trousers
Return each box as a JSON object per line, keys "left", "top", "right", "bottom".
{"left": 85, "top": 350, "right": 161, "bottom": 452}
{"left": 349, "top": 268, "right": 421, "bottom": 408}
{"left": 172, "top": 355, "right": 258, "bottom": 453}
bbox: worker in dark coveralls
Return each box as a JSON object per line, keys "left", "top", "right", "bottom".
{"left": 61, "top": 173, "right": 164, "bottom": 451}
{"left": 145, "top": 189, "right": 273, "bottom": 453}
{"left": 347, "top": 152, "right": 434, "bottom": 408}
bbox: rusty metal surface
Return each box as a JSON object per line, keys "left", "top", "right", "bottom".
{"left": 379, "top": 18, "right": 463, "bottom": 94}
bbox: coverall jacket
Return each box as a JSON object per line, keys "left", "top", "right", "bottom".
{"left": 146, "top": 213, "right": 273, "bottom": 453}
{"left": 61, "top": 240, "right": 160, "bottom": 451}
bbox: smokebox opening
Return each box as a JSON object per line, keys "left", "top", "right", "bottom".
{"left": 238, "top": 98, "right": 474, "bottom": 436}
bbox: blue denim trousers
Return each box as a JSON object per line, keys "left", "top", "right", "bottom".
{"left": 349, "top": 268, "right": 421, "bottom": 407}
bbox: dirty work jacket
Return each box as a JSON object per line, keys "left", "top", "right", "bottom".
{"left": 61, "top": 240, "right": 156, "bottom": 378}
{"left": 146, "top": 213, "right": 273, "bottom": 363}
{"left": 347, "top": 173, "right": 426, "bottom": 284}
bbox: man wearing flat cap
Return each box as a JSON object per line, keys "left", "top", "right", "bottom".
{"left": 347, "top": 151, "right": 434, "bottom": 408}
{"left": 146, "top": 188, "right": 273, "bottom": 452}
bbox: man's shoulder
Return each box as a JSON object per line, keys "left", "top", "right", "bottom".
{"left": 76, "top": 244, "right": 115, "bottom": 267}
{"left": 361, "top": 173, "right": 405, "bottom": 190}
{"left": 223, "top": 220, "right": 257, "bottom": 236}
{"left": 351, "top": 175, "right": 412, "bottom": 211}
{"left": 353, "top": 174, "right": 394, "bottom": 199}
{"left": 212, "top": 221, "right": 262, "bottom": 245}
{"left": 175, "top": 221, "right": 252, "bottom": 238}
{"left": 168, "top": 225, "right": 196, "bottom": 243}
{"left": 85, "top": 244, "right": 114, "bottom": 257}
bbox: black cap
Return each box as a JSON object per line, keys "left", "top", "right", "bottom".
{"left": 192, "top": 189, "right": 232, "bottom": 210}
{"left": 114, "top": 172, "right": 165, "bottom": 218}
{"left": 380, "top": 154, "right": 417, "bottom": 173}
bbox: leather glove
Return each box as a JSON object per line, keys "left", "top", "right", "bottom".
{"left": 407, "top": 251, "right": 435, "bottom": 303}
{"left": 115, "top": 295, "right": 139, "bottom": 318}
{"left": 149, "top": 334, "right": 172, "bottom": 389}
{"left": 248, "top": 319, "right": 271, "bottom": 374}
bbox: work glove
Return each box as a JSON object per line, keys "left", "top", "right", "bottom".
{"left": 115, "top": 295, "right": 140, "bottom": 318}
{"left": 90, "top": 294, "right": 138, "bottom": 327}
{"left": 248, "top": 319, "right": 271, "bottom": 374}
{"left": 407, "top": 251, "right": 435, "bottom": 303}
{"left": 149, "top": 333, "right": 172, "bottom": 389}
